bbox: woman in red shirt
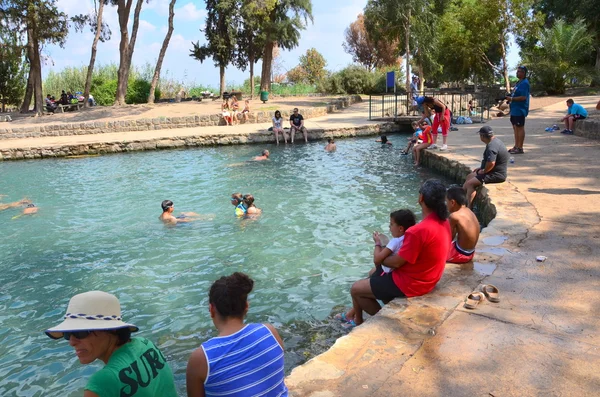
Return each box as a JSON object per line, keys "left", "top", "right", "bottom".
{"left": 350, "top": 179, "right": 452, "bottom": 326}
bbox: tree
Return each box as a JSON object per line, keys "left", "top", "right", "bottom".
{"left": 522, "top": 19, "right": 595, "bottom": 94}
{"left": 343, "top": 13, "right": 398, "bottom": 71}
{"left": 72, "top": 0, "right": 111, "bottom": 107}
{"left": 286, "top": 65, "right": 307, "bottom": 83}
{"left": 113, "top": 0, "right": 145, "bottom": 105}
{"left": 534, "top": 0, "right": 600, "bottom": 74}
{"left": 234, "top": 0, "right": 273, "bottom": 98}
{"left": 259, "top": 0, "right": 313, "bottom": 92}
{"left": 298, "top": 48, "right": 326, "bottom": 84}
{"left": 190, "top": 0, "right": 238, "bottom": 96}
{"left": 148, "top": 0, "right": 176, "bottom": 103}
{"left": 0, "top": 31, "right": 26, "bottom": 111}
{"left": 0, "top": 0, "right": 68, "bottom": 115}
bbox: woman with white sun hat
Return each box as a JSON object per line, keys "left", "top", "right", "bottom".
{"left": 45, "top": 291, "right": 178, "bottom": 397}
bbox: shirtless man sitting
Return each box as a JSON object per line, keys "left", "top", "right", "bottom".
{"left": 446, "top": 186, "right": 480, "bottom": 263}
{"left": 159, "top": 200, "right": 200, "bottom": 225}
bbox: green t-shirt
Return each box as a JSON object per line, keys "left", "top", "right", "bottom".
{"left": 85, "top": 337, "right": 178, "bottom": 397}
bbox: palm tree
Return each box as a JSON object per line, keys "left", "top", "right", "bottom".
{"left": 522, "top": 19, "right": 594, "bottom": 94}
{"left": 259, "top": 0, "right": 313, "bottom": 92}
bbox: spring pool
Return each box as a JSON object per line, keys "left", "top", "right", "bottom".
{"left": 0, "top": 135, "right": 450, "bottom": 396}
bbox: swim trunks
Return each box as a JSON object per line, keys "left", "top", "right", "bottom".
{"left": 447, "top": 240, "right": 475, "bottom": 264}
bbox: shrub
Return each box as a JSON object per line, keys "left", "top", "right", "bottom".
{"left": 338, "top": 66, "right": 374, "bottom": 94}
{"left": 126, "top": 78, "right": 160, "bottom": 104}
{"left": 317, "top": 73, "right": 346, "bottom": 94}
{"left": 90, "top": 78, "right": 117, "bottom": 106}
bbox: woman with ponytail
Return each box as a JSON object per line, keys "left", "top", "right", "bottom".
{"left": 186, "top": 272, "right": 287, "bottom": 396}
{"left": 350, "top": 179, "right": 451, "bottom": 326}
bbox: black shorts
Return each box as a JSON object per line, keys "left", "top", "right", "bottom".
{"left": 370, "top": 270, "right": 406, "bottom": 302}
{"left": 573, "top": 115, "right": 586, "bottom": 120}
{"left": 510, "top": 115, "right": 526, "bottom": 126}
{"left": 475, "top": 172, "right": 506, "bottom": 184}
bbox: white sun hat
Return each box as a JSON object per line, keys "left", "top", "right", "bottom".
{"left": 45, "top": 291, "right": 139, "bottom": 339}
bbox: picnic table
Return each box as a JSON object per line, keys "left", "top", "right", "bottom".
{"left": 57, "top": 102, "right": 83, "bottom": 113}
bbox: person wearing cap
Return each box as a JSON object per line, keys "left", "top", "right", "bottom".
{"left": 506, "top": 65, "right": 530, "bottom": 154}
{"left": 560, "top": 98, "right": 588, "bottom": 134}
{"left": 45, "top": 291, "right": 178, "bottom": 397}
{"left": 416, "top": 96, "right": 450, "bottom": 151}
{"left": 463, "top": 126, "right": 509, "bottom": 207}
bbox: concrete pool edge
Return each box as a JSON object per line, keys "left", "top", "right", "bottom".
{"left": 0, "top": 122, "right": 400, "bottom": 161}
{"left": 284, "top": 149, "right": 541, "bottom": 395}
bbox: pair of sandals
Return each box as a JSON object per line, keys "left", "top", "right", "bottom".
{"left": 464, "top": 284, "right": 500, "bottom": 309}
{"left": 334, "top": 312, "right": 356, "bottom": 328}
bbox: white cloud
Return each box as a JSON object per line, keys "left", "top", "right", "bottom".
{"left": 139, "top": 19, "right": 157, "bottom": 33}
{"left": 176, "top": 2, "right": 206, "bottom": 22}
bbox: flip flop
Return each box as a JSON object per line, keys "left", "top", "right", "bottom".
{"left": 481, "top": 284, "right": 500, "bottom": 302}
{"left": 464, "top": 292, "right": 485, "bottom": 309}
{"left": 334, "top": 312, "right": 354, "bottom": 324}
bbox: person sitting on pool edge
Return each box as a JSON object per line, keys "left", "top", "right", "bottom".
{"left": 159, "top": 200, "right": 200, "bottom": 225}
{"left": 349, "top": 179, "right": 451, "bottom": 326}
{"left": 463, "top": 126, "right": 509, "bottom": 208}
{"left": 446, "top": 186, "right": 480, "bottom": 263}
{"left": 186, "top": 272, "right": 287, "bottom": 397}
{"left": 45, "top": 291, "right": 178, "bottom": 397}
{"left": 252, "top": 149, "right": 270, "bottom": 161}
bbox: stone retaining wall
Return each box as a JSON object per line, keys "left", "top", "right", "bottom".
{"left": 574, "top": 118, "right": 600, "bottom": 140}
{"left": 0, "top": 95, "right": 362, "bottom": 141}
{"left": 0, "top": 121, "right": 395, "bottom": 161}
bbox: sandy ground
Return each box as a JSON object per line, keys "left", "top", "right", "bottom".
{"left": 0, "top": 96, "right": 340, "bottom": 129}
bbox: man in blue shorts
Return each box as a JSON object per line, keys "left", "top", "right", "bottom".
{"left": 506, "top": 65, "right": 530, "bottom": 154}
{"left": 463, "top": 126, "right": 509, "bottom": 207}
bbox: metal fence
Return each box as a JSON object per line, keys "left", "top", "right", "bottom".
{"left": 369, "top": 91, "right": 502, "bottom": 123}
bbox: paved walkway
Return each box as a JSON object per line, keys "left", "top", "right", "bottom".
{"left": 286, "top": 96, "right": 600, "bottom": 396}
{"left": 0, "top": 101, "right": 379, "bottom": 150}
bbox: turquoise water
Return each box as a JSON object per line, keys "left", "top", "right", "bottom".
{"left": 0, "top": 135, "right": 449, "bottom": 396}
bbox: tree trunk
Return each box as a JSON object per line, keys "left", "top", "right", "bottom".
{"left": 500, "top": 35, "right": 510, "bottom": 92}
{"left": 115, "top": 0, "right": 133, "bottom": 105}
{"left": 404, "top": 12, "right": 411, "bottom": 92}
{"left": 260, "top": 41, "right": 274, "bottom": 92}
{"left": 219, "top": 64, "right": 226, "bottom": 96}
{"left": 84, "top": 0, "right": 105, "bottom": 108}
{"left": 148, "top": 0, "right": 176, "bottom": 103}
{"left": 20, "top": 27, "right": 35, "bottom": 113}
{"left": 418, "top": 62, "right": 424, "bottom": 92}
{"left": 249, "top": 54, "right": 255, "bottom": 99}
{"left": 32, "top": 35, "right": 43, "bottom": 115}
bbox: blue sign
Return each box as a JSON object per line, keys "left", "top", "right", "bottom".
{"left": 386, "top": 71, "right": 395, "bottom": 89}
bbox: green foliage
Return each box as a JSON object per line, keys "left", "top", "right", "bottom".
{"left": 298, "top": 48, "right": 327, "bottom": 84}
{"left": 522, "top": 19, "right": 596, "bottom": 94}
{"left": 318, "top": 65, "right": 405, "bottom": 95}
{"left": 43, "top": 63, "right": 162, "bottom": 106}
{"left": 0, "top": 32, "right": 26, "bottom": 108}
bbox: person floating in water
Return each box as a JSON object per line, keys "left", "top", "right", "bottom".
{"left": 242, "top": 194, "right": 261, "bottom": 216}
{"left": 325, "top": 138, "right": 337, "bottom": 152}
{"left": 0, "top": 198, "right": 30, "bottom": 212}
{"left": 159, "top": 200, "right": 201, "bottom": 225}
{"left": 252, "top": 150, "right": 270, "bottom": 161}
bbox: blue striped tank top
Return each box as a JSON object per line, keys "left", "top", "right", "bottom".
{"left": 202, "top": 323, "right": 288, "bottom": 396}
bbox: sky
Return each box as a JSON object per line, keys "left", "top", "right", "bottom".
{"left": 47, "top": 0, "right": 520, "bottom": 88}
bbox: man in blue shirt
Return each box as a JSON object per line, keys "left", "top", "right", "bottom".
{"left": 560, "top": 98, "right": 588, "bottom": 134}
{"left": 506, "top": 65, "right": 530, "bottom": 154}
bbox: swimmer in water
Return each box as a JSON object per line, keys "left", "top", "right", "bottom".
{"left": 242, "top": 194, "right": 262, "bottom": 216}
{"left": 252, "top": 150, "right": 270, "bottom": 161}
{"left": 11, "top": 202, "right": 38, "bottom": 220}
{"left": 376, "top": 135, "right": 392, "bottom": 145}
{"left": 325, "top": 138, "right": 336, "bottom": 152}
{"left": 231, "top": 193, "right": 246, "bottom": 216}
{"left": 0, "top": 198, "right": 31, "bottom": 212}
{"left": 159, "top": 200, "right": 201, "bottom": 225}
